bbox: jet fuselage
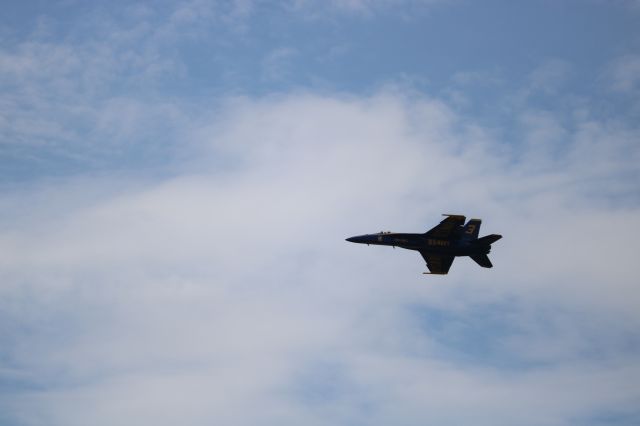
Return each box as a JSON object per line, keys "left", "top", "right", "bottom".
{"left": 346, "top": 215, "right": 501, "bottom": 274}
{"left": 345, "top": 232, "right": 491, "bottom": 257}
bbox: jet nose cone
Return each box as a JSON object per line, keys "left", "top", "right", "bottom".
{"left": 346, "top": 235, "right": 371, "bottom": 244}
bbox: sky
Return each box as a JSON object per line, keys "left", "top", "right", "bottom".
{"left": 1, "top": 0, "right": 640, "bottom": 425}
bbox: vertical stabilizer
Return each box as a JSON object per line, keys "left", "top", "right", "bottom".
{"left": 462, "top": 219, "right": 481, "bottom": 240}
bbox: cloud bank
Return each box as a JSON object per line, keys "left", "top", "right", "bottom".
{"left": 2, "top": 1, "right": 640, "bottom": 424}
{"left": 1, "top": 90, "right": 639, "bottom": 425}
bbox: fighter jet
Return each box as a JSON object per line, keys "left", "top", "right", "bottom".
{"left": 346, "top": 214, "right": 502, "bottom": 275}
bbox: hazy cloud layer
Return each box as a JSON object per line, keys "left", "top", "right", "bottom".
{"left": 1, "top": 91, "right": 639, "bottom": 425}
{"left": 1, "top": 1, "right": 640, "bottom": 425}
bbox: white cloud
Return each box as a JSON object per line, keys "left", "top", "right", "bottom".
{"left": 1, "top": 91, "right": 639, "bottom": 425}
{"left": 528, "top": 59, "right": 571, "bottom": 95}
{"left": 262, "top": 48, "right": 299, "bottom": 82}
{"left": 288, "top": 0, "right": 445, "bottom": 17}
{"left": 0, "top": 14, "right": 184, "bottom": 153}
{"left": 608, "top": 54, "right": 640, "bottom": 92}
{"left": 507, "top": 59, "right": 573, "bottom": 108}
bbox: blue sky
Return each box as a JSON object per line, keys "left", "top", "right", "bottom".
{"left": 1, "top": 1, "right": 640, "bottom": 425}
{"left": 2, "top": 0, "right": 639, "bottom": 182}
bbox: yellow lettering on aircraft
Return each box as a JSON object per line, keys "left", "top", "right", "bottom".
{"left": 427, "top": 239, "right": 450, "bottom": 247}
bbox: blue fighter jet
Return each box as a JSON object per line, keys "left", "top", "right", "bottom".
{"left": 346, "top": 214, "right": 502, "bottom": 275}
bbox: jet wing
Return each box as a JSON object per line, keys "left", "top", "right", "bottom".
{"left": 419, "top": 251, "right": 455, "bottom": 275}
{"left": 424, "top": 214, "right": 466, "bottom": 238}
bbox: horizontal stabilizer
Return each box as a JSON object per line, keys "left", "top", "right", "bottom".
{"left": 476, "top": 234, "right": 502, "bottom": 245}
{"left": 471, "top": 254, "right": 493, "bottom": 268}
